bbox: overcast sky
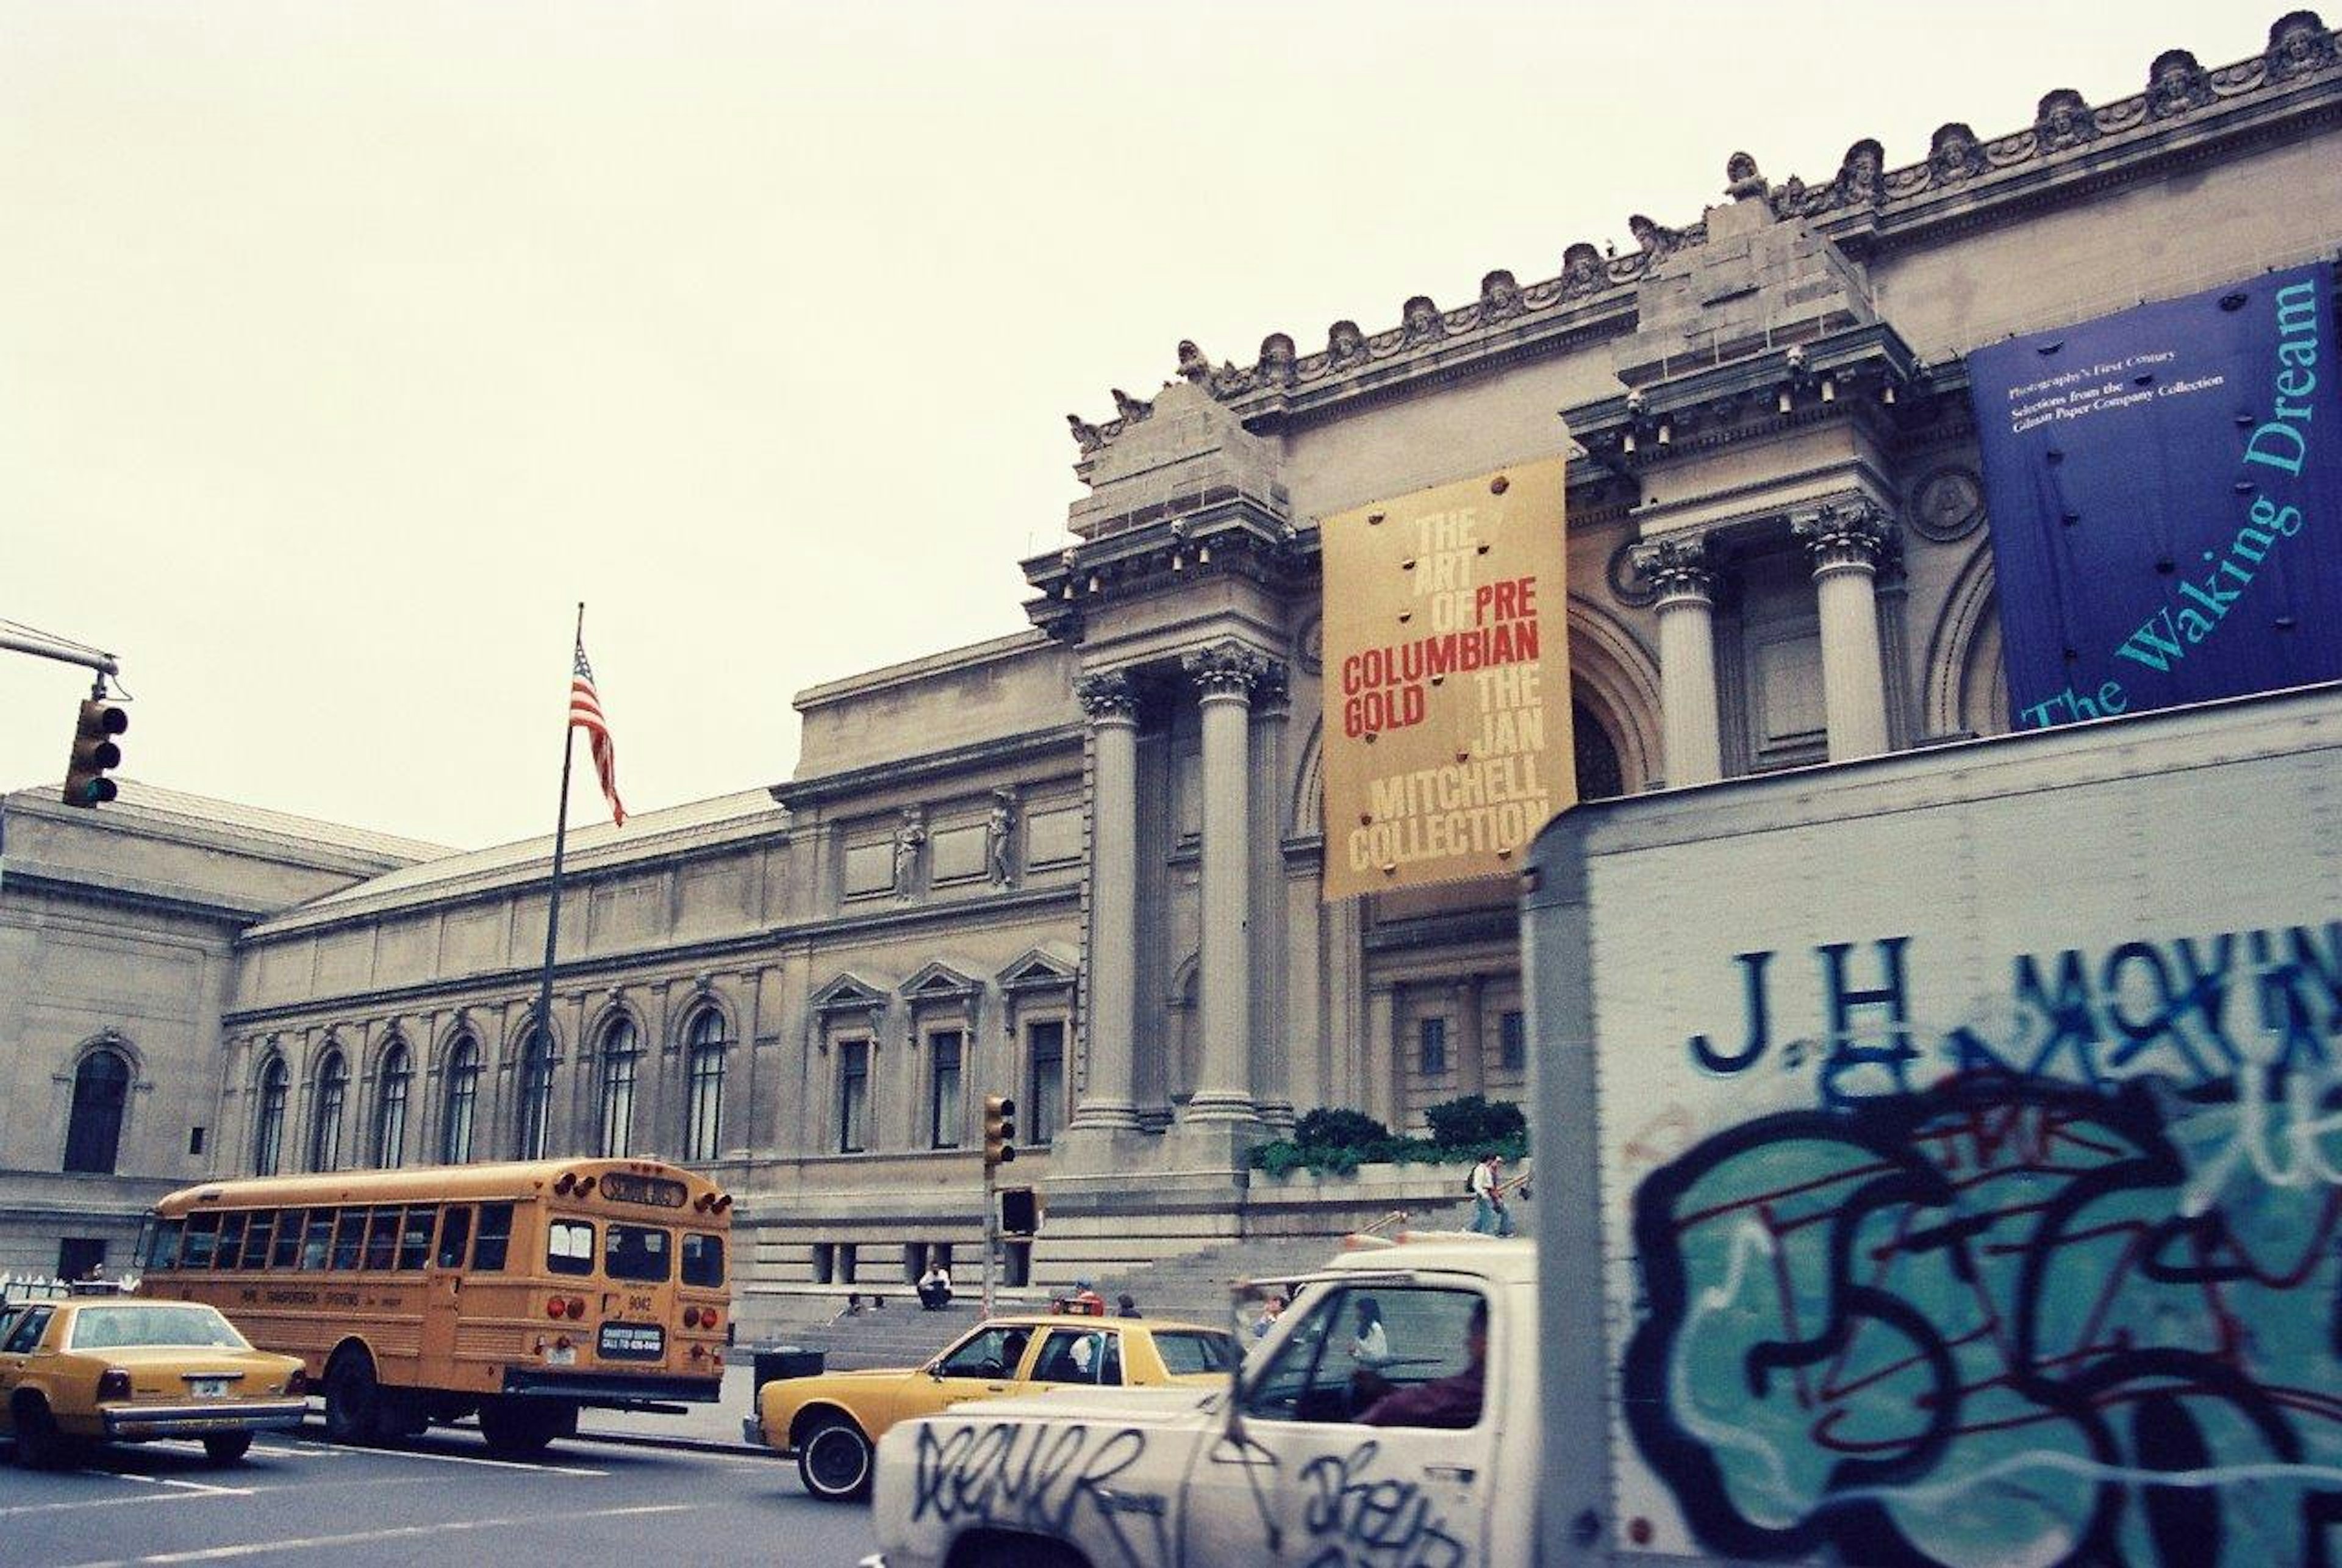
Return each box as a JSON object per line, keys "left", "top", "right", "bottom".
{"left": 0, "top": 1, "right": 2261, "bottom": 850}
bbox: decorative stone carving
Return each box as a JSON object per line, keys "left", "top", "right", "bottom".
{"left": 2268, "top": 10, "right": 2338, "bottom": 79}
{"left": 1111, "top": 387, "right": 1152, "bottom": 423}
{"left": 1181, "top": 640, "right": 1275, "bottom": 700}
{"left": 1794, "top": 499, "right": 1897, "bottom": 575}
{"left": 1066, "top": 413, "right": 1105, "bottom": 452}
{"left": 890, "top": 807, "right": 926, "bottom": 900}
{"left": 984, "top": 790, "right": 1019, "bottom": 887}
{"left": 2146, "top": 48, "right": 2214, "bottom": 118}
{"left": 1628, "top": 213, "right": 1685, "bottom": 262}
{"left": 1560, "top": 243, "right": 1608, "bottom": 299}
{"left": 1833, "top": 138, "right": 1886, "bottom": 209}
{"left": 1326, "top": 319, "right": 1367, "bottom": 368}
{"left": 1258, "top": 332, "right": 1298, "bottom": 386}
{"left": 1628, "top": 534, "right": 1719, "bottom": 604}
{"left": 1928, "top": 123, "right": 1986, "bottom": 184}
{"left": 2033, "top": 88, "right": 2100, "bottom": 151}
{"left": 1907, "top": 467, "right": 1988, "bottom": 543}
{"left": 1176, "top": 339, "right": 1213, "bottom": 385}
{"left": 1073, "top": 669, "right": 1137, "bottom": 721}
{"left": 1478, "top": 270, "right": 1524, "bottom": 322}
{"left": 1725, "top": 150, "right": 1768, "bottom": 202}
{"left": 1293, "top": 613, "right": 1323, "bottom": 675}
{"left": 1401, "top": 295, "right": 1445, "bottom": 343}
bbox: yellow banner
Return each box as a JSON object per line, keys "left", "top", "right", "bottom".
{"left": 1320, "top": 456, "right": 1574, "bottom": 900}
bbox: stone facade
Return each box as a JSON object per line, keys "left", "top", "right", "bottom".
{"left": 3, "top": 15, "right": 2337, "bottom": 1326}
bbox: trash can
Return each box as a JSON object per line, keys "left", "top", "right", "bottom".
{"left": 752, "top": 1346, "right": 826, "bottom": 1390}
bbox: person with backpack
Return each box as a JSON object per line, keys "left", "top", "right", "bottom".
{"left": 1467, "top": 1153, "right": 1515, "bottom": 1237}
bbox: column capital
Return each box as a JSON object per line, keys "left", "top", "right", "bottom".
{"left": 1074, "top": 669, "right": 1139, "bottom": 722}
{"left": 1792, "top": 499, "right": 1897, "bottom": 578}
{"left": 1628, "top": 533, "right": 1719, "bottom": 606}
{"left": 1182, "top": 640, "right": 1279, "bottom": 701}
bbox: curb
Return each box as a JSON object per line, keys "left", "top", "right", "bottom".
{"left": 572, "top": 1428, "right": 778, "bottom": 1460}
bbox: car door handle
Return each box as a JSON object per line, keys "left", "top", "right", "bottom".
{"left": 1425, "top": 1464, "right": 1476, "bottom": 1483}
{"left": 984, "top": 1383, "right": 1008, "bottom": 1392}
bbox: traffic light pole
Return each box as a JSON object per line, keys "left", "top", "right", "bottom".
{"left": 981, "top": 1161, "right": 997, "bottom": 1320}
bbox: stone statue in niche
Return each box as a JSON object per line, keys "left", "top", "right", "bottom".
{"left": 1725, "top": 151, "right": 1767, "bottom": 202}
{"left": 985, "top": 792, "right": 1019, "bottom": 887}
{"left": 891, "top": 809, "right": 926, "bottom": 900}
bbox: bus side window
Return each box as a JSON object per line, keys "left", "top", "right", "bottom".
{"left": 473, "top": 1203, "right": 514, "bottom": 1272}
{"left": 548, "top": 1219, "right": 595, "bottom": 1276}
{"left": 273, "top": 1208, "right": 308, "bottom": 1270}
{"left": 682, "top": 1233, "right": 725, "bottom": 1288}
{"left": 215, "top": 1212, "right": 249, "bottom": 1270}
{"left": 300, "top": 1209, "right": 335, "bottom": 1270}
{"left": 182, "top": 1212, "right": 222, "bottom": 1270}
{"left": 331, "top": 1209, "right": 367, "bottom": 1271}
{"left": 435, "top": 1206, "right": 472, "bottom": 1270}
{"left": 242, "top": 1211, "right": 278, "bottom": 1270}
{"left": 144, "top": 1217, "right": 186, "bottom": 1271}
{"left": 363, "top": 1207, "right": 400, "bottom": 1270}
{"left": 396, "top": 1206, "right": 434, "bottom": 1270}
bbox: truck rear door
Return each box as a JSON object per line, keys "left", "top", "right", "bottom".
{"left": 1180, "top": 1280, "right": 1495, "bottom": 1565}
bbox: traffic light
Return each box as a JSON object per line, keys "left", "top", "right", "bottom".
{"left": 62, "top": 699, "right": 128, "bottom": 808}
{"left": 982, "top": 1094, "right": 1017, "bottom": 1170}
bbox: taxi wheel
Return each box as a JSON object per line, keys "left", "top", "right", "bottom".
{"left": 797, "top": 1414, "right": 873, "bottom": 1502}
{"left": 201, "top": 1432, "right": 253, "bottom": 1466}
{"left": 10, "top": 1395, "right": 71, "bottom": 1470}
{"left": 323, "top": 1348, "right": 382, "bottom": 1445}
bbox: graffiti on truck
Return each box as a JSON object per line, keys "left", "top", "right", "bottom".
{"left": 1297, "top": 1439, "right": 1470, "bottom": 1567}
{"left": 1627, "top": 922, "right": 2342, "bottom": 1566}
{"left": 909, "top": 1419, "right": 1163, "bottom": 1567}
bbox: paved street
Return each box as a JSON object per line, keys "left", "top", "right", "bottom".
{"left": 0, "top": 1425, "right": 876, "bottom": 1568}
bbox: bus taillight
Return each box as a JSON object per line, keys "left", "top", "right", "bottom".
{"left": 546, "top": 1298, "right": 567, "bottom": 1320}
{"left": 682, "top": 1306, "right": 699, "bottom": 1328}
{"left": 565, "top": 1296, "right": 586, "bottom": 1320}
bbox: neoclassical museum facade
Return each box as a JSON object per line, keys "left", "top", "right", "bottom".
{"left": 5, "top": 15, "right": 2337, "bottom": 1326}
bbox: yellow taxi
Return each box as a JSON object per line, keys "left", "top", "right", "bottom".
{"left": 750, "top": 1312, "right": 1236, "bottom": 1500}
{"left": 0, "top": 1297, "right": 307, "bottom": 1467}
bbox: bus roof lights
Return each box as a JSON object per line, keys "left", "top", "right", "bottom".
{"left": 553, "top": 1173, "right": 575, "bottom": 1195}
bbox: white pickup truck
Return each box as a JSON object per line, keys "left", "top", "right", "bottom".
{"left": 864, "top": 1236, "right": 1537, "bottom": 1568}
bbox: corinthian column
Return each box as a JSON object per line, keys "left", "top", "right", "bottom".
{"left": 1070, "top": 670, "right": 1142, "bottom": 1130}
{"left": 1181, "top": 640, "right": 1273, "bottom": 1124}
{"left": 1794, "top": 501, "right": 1895, "bottom": 762}
{"left": 1630, "top": 534, "right": 1723, "bottom": 787}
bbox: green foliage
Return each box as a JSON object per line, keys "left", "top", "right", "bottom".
{"left": 1292, "top": 1108, "right": 1391, "bottom": 1150}
{"left": 1248, "top": 1105, "right": 1522, "bottom": 1178}
{"left": 1424, "top": 1094, "right": 1527, "bottom": 1151}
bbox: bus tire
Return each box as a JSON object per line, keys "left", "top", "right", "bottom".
{"left": 479, "top": 1397, "right": 569, "bottom": 1456}
{"left": 797, "top": 1412, "right": 873, "bottom": 1502}
{"left": 323, "top": 1347, "right": 382, "bottom": 1445}
{"left": 10, "top": 1394, "right": 72, "bottom": 1470}
{"left": 201, "top": 1432, "right": 253, "bottom": 1466}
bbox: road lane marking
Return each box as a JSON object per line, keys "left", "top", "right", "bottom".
{"left": 62, "top": 1503, "right": 695, "bottom": 1566}
{"left": 278, "top": 1438, "right": 607, "bottom": 1475}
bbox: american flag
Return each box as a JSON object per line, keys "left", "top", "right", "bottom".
{"left": 571, "top": 639, "right": 627, "bottom": 828}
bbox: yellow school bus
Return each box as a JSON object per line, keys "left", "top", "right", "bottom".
{"left": 135, "top": 1158, "right": 731, "bottom": 1454}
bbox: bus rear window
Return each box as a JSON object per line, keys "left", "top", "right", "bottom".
{"left": 143, "top": 1218, "right": 185, "bottom": 1271}
{"left": 473, "top": 1203, "right": 513, "bottom": 1272}
{"left": 548, "top": 1219, "right": 595, "bottom": 1276}
{"left": 605, "top": 1225, "right": 671, "bottom": 1282}
{"left": 682, "top": 1233, "right": 725, "bottom": 1288}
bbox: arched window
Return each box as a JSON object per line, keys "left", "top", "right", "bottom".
{"left": 598, "top": 1017, "right": 639, "bottom": 1158}
{"left": 684, "top": 1008, "right": 728, "bottom": 1162}
{"left": 309, "top": 1050, "right": 348, "bottom": 1173}
{"left": 516, "top": 1028, "right": 554, "bottom": 1159}
{"left": 1572, "top": 698, "right": 1625, "bottom": 803}
{"left": 63, "top": 1048, "right": 131, "bottom": 1174}
{"left": 372, "top": 1042, "right": 411, "bottom": 1169}
{"left": 254, "top": 1056, "right": 289, "bottom": 1175}
{"left": 441, "top": 1037, "right": 481, "bottom": 1164}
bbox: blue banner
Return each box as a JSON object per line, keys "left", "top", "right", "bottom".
{"left": 1968, "top": 263, "right": 2341, "bottom": 729}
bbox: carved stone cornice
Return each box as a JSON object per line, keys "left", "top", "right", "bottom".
{"left": 1793, "top": 500, "right": 1899, "bottom": 577}
{"left": 1628, "top": 535, "right": 1721, "bottom": 606}
{"left": 1064, "top": 12, "right": 2340, "bottom": 454}
{"left": 1073, "top": 670, "right": 1137, "bottom": 723}
{"left": 1181, "top": 640, "right": 1277, "bottom": 701}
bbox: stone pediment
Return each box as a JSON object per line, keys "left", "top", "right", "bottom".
{"left": 808, "top": 972, "right": 892, "bottom": 1019}
{"left": 903, "top": 960, "right": 984, "bottom": 1006}
{"left": 999, "top": 943, "right": 1079, "bottom": 994}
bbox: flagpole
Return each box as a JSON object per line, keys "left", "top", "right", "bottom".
{"left": 532, "top": 603, "right": 584, "bottom": 1082}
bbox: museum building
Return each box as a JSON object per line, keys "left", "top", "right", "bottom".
{"left": 3, "top": 15, "right": 2337, "bottom": 1330}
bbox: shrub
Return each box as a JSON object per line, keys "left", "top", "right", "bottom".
{"left": 1252, "top": 1139, "right": 1308, "bottom": 1178}
{"left": 1425, "top": 1094, "right": 1527, "bottom": 1151}
{"left": 1292, "top": 1107, "right": 1391, "bottom": 1151}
